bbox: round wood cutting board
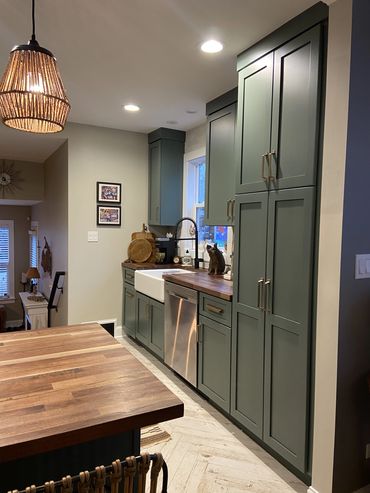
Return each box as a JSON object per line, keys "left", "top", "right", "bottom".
{"left": 128, "top": 239, "right": 153, "bottom": 263}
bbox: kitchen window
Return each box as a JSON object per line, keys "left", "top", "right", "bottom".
{"left": 183, "top": 150, "right": 230, "bottom": 263}
{"left": 29, "top": 222, "right": 38, "bottom": 269}
{"left": 0, "top": 220, "right": 14, "bottom": 301}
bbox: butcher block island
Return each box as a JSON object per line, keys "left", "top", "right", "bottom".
{"left": 0, "top": 323, "right": 183, "bottom": 491}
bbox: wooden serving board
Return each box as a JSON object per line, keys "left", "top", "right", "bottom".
{"left": 127, "top": 238, "right": 153, "bottom": 263}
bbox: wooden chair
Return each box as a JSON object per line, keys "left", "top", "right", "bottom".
{"left": 8, "top": 453, "right": 168, "bottom": 493}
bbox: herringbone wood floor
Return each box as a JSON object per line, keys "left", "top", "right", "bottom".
{"left": 120, "top": 335, "right": 307, "bottom": 493}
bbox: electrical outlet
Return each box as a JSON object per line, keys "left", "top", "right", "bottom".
{"left": 365, "top": 443, "right": 370, "bottom": 459}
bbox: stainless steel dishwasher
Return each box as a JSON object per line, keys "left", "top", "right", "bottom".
{"left": 164, "top": 282, "right": 198, "bottom": 387}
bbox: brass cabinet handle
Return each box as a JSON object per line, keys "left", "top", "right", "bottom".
{"left": 197, "top": 324, "right": 203, "bottom": 343}
{"left": 226, "top": 199, "right": 232, "bottom": 220}
{"left": 231, "top": 199, "right": 235, "bottom": 222}
{"left": 257, "top": 278, "right": 265, "bottom": 310}
{"left": 268, "top": 150, "right": 277, "bottom": 181}
{"left": 205, "top": 303, "right": 224, "bottom": 314}
{"left": 265, "top": 279, "right": 272, "bottom": 312}
{"left": 126, "top": 291, "right": 134, "bottom": 298}
{"left": 261, "top": 153, "right": 269, "bottom": 181}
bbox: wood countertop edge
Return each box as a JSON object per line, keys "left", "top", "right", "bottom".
{"left": 163, "top": 274, "right": 233, "bottom": 301}
{"left": 0, "top": 402, "right": 184, "bottom": 463}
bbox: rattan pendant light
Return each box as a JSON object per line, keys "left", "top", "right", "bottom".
{"left": 0, "top": 0, "right": 70, "bottom": 133}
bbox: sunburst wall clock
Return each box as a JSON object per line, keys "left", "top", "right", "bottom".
{"left": 0, "top": 160, "right": 24, "bottom": 198}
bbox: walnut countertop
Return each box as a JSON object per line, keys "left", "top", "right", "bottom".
{"left": 163, "top": 271, "right": 233, "bottom": 301}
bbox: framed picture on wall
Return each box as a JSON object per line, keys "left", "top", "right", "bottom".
{"left": 97, "top": 205, "right": 121, "bottom": 226}
{"left": 97, "top": 181, "right": 121, "bottom": 204}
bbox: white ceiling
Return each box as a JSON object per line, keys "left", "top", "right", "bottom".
{"left": 0, "top": 0, "right": 319, "bottom": 162}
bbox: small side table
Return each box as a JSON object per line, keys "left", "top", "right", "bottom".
{"left": 19, "top": 292, "right": 48, "bottom": 329}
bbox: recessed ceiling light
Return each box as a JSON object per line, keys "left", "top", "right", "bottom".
{"left": 201, "top": 40, "right": 223, "bottom": 54}
{"left": 186, "top": 110, "right": 197, "bottom": 114}
{"left": 166, "top": 120, "right": 178, "bottom": 125}
{"left": 123, "top": 104, "right": 140, "bottom": 112}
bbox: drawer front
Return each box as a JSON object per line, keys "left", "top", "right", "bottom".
{"left": 199, "top": 293, "right": 231, "bottom": 326}
{"left": 124, "top": 268, "right": 135, "bottom": 285}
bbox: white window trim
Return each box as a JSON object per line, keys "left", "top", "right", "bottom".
{"left": 181, "top": 148, "right": 206, "bottom": 257}
{"left": 29, "top": 221, "right": 39, "bottom": 269}
{"left": 0, "top": 219, "right": 15, "bottom": 302}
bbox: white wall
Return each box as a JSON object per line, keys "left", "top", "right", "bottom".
{"left": 32, "top": 141, "right": 69, "bottom": 326}
{"left": 65, "top": 123, "right": 148, "bottom": 327}
{"left": 311, "top": 0, "right": 352, "bottom": 491}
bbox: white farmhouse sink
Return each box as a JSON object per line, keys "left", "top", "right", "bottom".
{"left": 134, "top": 269, "right": 193, "bottom": 302}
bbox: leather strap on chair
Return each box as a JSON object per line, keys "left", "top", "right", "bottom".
{"left": 61, "top": 476, "right": 73, "bottom": 493}
{"left": 123, "top": 456, "right": 136, "bottom": 493}
{"left": 110, "top": 459, "right": 122, "bottom": 493}
{"left": 94, "top": 465, "right": 105, "bottom": 493}
{"left": 150, "top": 453, "right": 164, "bottom": 493}
{"left": 137, "top": 452, "right": 150, "bottom": 493}
{"left": 78, "top": 471, "right": 90, "bottom": 493}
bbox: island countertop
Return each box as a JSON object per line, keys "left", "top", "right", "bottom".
{"left": 0, "top": 323, "right": 184, "bottom": 463}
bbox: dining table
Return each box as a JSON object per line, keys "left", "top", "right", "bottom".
{"left": 0, "top": 323, "right": 184, "bottom": 491}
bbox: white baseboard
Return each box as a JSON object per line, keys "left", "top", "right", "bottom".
{"left": 114, "top": 324, "right": 123, "bottom": 339}
{"left": 6, "top": 319, "right": 23, "bottom": 329}
{"left": 307, "top": 487, "right": 320, "bottom": 493}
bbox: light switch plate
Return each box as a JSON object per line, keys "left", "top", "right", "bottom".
{"left": 355, "top": 254, "right": 370, "bottom": 279}
{"left": 88, "top": 230, "right": 99, "bottom": 242}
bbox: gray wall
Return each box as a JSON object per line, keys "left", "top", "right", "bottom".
{"left": 311, "top": 0, "right": 352, "bottom": 491}
{"left": 65, "top": 123, "right": 148, "bottom": 328}
{"left": 185, "top": 123, "right": 206, "bottom": 154}
{"left": 0, "top": 205, "right": 31, "bottom": 323}
{"left": 32, "top": 142, "right": 69, "bottom": 326}
{"left": 0, "top": 160, "right": 44, "bottom": 202}
{"left": 333, "top": 0, "right": 370, "bottom": 490}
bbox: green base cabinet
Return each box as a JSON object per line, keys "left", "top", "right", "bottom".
{"left": 205, "top": 95, "right": 237, "bottom": 226}
{"left": 235, "top": 25, "right": 322, "bottom": 194}
{"left": 122, "top": 282, "right": 137, "bottom": 338}
{"left": 198, "top": 314, "right": 231, "bottom": 414}
{"left": 136, "top": 292, "right": 164, "bottom": 359}
{"left": 231, "top": 187, "right": 315, "bottom": 473}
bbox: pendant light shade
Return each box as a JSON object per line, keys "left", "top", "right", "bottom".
{"left": 0, "top": 1, "right": 70, "bottom": 134}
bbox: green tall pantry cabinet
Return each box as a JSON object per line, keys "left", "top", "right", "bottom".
{"left": 231, "top": 5, "right": 326, "bottom": 480}
{"left": 148, "top": 128, "right": 185, "bottom": 226}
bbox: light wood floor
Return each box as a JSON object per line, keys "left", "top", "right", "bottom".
{"left": 120, "top": 335, "right": 307, "bottom": 493}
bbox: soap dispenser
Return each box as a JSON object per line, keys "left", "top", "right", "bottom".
{"left": 182, "top": 249, "right": 192, "bottom": 266}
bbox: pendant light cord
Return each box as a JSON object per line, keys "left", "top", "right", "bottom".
{"left": 31, "top": 0, "right": 36, "bottom": 41}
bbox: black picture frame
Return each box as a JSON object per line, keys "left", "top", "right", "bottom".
{"left": 97, "top": 205, "right": 121, "bottom": 226}
{"left": 96, "top": 181, "right": 121, "bottom": 204}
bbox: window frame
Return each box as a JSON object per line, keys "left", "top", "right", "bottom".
{"left": 0, "top": 219, "right": 15, "bottom": 303}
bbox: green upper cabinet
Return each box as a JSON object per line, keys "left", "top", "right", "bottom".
{"left": 148, "top": 128, "right": 185, "bottom": 226}
{"left": 235, "top": 25, "right": 322, "bottom": 194}
{"left": 205, "top": 89, "right": 237, "bottom": 226}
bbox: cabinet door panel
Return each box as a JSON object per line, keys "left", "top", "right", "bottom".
{"left": 136, "top": 293, "right": 150, "bottom": 345}
{"left": 198, "top": 315, "right": 231, "bottom": 413}
{"left": 205, "top": 104, "right": 236, "bottom": 226}
{"left": 231, "top": 192, "right": 268, "bottom": 437}
{"left": 270, "top": 25, "right": 321, "bottom": 189}
{"left": 264, "top": 187, "right": 315, "bottom": 472}
{"left": 235, "top": 54, "right": 273, "bottom": 194}
{"left": 148, "top": 142, "right": 161, "bottom": 225}
{"left": 149, "top": 299, "right": 164, "bottom": 359}
{"left": 123, "top": 283, "right": 136, "bottom": 338}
